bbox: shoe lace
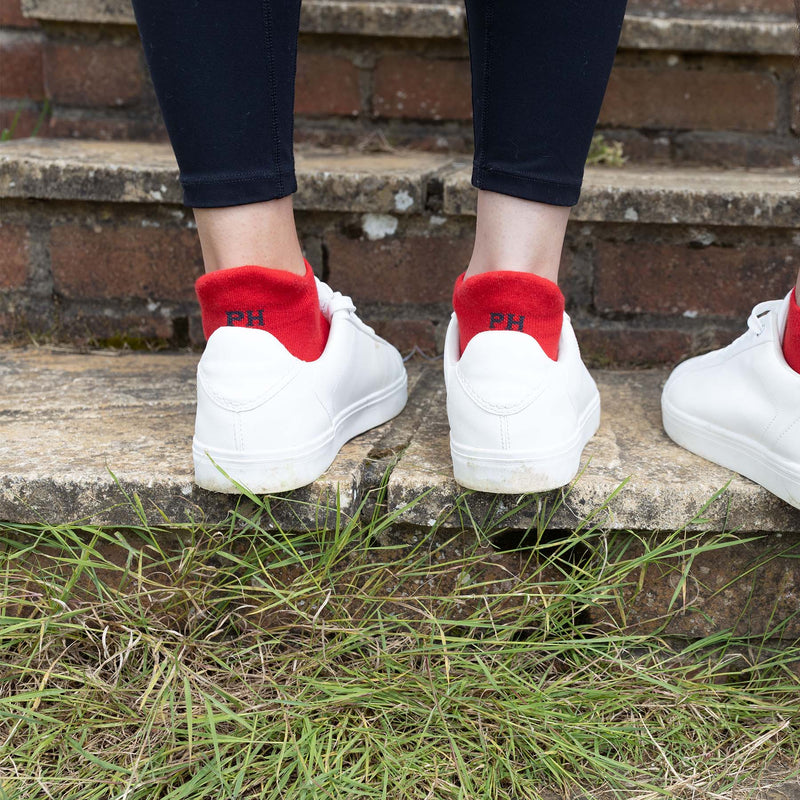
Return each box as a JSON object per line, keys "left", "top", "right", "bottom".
{"left": 746, "top": 300, "right": 777, "bottom": 337}
{"left": 316, "top": 278, "right": 356, "bottom": 318}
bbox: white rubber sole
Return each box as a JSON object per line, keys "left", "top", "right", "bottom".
{"left": 662, "top": 397, "right": 800, "bottom": 509}
{"left": 450, "top": 397, "right": 601, "bottom": 494}
{"left": 193, "top": 374, "right": 407, "bottom": 494}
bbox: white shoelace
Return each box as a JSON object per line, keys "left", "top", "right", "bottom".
{"left": 315, "top": 278, "right": 356, "bottom": 318}
{"left": 746, "top": 300, "right": 779, "bottom": 337}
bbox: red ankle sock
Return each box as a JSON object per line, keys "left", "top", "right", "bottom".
{"left": 782, "top": 288, "right": 800, "bottom": 374}
{"left": 452, "top": 271, "right": 565, "bottom": 360}
{"left": 195, "top": 261, "right": 330, "bottom": 361}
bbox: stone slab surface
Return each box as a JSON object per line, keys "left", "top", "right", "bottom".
{"left": 2, "top": 346, "right": 800, "bottom": 534}
{"left": 445, "top": 165, "right": 800, "bottom": 229}
{"left": 3, "top": 347, "right": 800, "bottom": 642}
{"left": 619, "top": 15, "right": 798, "bottom": 55}
{"left": 0, "top": 140, "right": 449, "bottom": 215}
{"left": 21, "top": 0, "right": 466, "bottom": 38}
{"left": 20, "top": 0, "right": 798, "bottom": 55}
{"left": 387, "top": 368, "right": 800, "bottom": 534}
{"left": 0, "top": 347, "right": 428, "bottom": 527}
{"left": 4, "top": 140, "right": 797, "bottom": 231}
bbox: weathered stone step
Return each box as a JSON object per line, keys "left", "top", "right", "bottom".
{"left": 19, "top": 0, "right": 799, "bottom": 55}
{"left": 2, "top": 345, "right": 799, "bottom": 533}
{"left": 2, "top": 139, "right": 796, "bottom": 224}
{"left": 2, "top": 139, "right": 798, "bottom": 368}
{"left": 4, "top": 345, "right": 800, "bottom": 641}
{"left": 5, "top": 0, "right": 797, "bottom": 168}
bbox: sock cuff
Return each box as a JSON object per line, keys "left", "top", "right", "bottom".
{"left": 452, "top": 270, "right": 565, "bottom": 360}
{"left": 195, "top": 261, "right": 317, "bottom": 312}
{"left": 453, "top": 270, "right": 565, "bottom": 317}
{"left": 195, "top": 261, "right": 329, "bottom": 361}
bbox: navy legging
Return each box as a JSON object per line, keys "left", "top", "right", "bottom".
{"left": 132, "top": 0, "right": 627, "bottom": 208}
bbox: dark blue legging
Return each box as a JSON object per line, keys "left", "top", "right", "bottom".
{"left": 132, "top": 0, "right": 627, "bottom": 208}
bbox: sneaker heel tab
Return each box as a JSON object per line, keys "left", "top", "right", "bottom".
{"left": 203, "top": 326, "right": 299, "bottom": 367}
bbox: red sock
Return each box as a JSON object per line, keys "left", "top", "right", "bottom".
{"left": 195, "top": 261, "right": 330, "bottom": 361}
{"left": 782, "top": 288, "right": 800, "bottom": 374}
{"left": 452, "top": 271, "right": 565, "bottom": 360}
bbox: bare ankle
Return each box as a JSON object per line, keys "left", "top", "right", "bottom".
{"left": 194, "top": 196, "right": 306, "bottom": 275}
{"left": 465, "top": 190, "right": 570, "bottom": 284}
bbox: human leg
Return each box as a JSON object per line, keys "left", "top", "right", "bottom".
{"left": 132, "top": 0, "right": 305, "bottom": 273}
{"left": 465, "top": 0, "right": 627, "bottom": 276}
{"left": 447, "top": 0, "right": 627, "bottom": 492}
{"left": 132, "top": 0, "right": 407, "bottom": 493}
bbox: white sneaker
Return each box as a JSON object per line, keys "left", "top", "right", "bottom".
{"left": 193, "top": 280, "right": 408, "bottom": 493}
{"left": 662, "top": 292, "right": 800, "bottom": 509}
{"left": 443, "top": 312, "right": 600, "bottom": 493}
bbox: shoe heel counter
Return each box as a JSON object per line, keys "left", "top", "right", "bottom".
{"left": 194, "top": 327, "right": 329, "bottom": 455}
{"left": 194, "top": 376, "right": 243, "bottom": 453}
{"left": 456, "top": 331, "right": 553, "bottom": 412}
{"left": 446, "top": 369, "right": 505, "bottom": 451}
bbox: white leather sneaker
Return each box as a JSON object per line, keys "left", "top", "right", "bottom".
{"left": 662, "top": 292, "right": 800, "bottom": 509}
{"left": 444, "top": 312, "right": 600, "bottom": 493}
{"left": 193, "top": 280, "right": 408, "bottom": 493}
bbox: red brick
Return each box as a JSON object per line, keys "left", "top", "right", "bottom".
{"left": 43, "top": 42, "right": 144, "bottom": 108}
{"left": 326, "top": 232, "right": 470, "bottom": 304}
{"left": 295, "top": 52, "right": 361, "bottom": 117}
{"left": 0, "top": 35, "right": 43, "bottom": 99}
{"left": 368, "top": 319, "right": 437, "bottom": 355}
{"left": 673, "top": 133, "right": 799, "bottom": 168}
{"left": 0, "top": 0, "right": 39, "bottom": 28}
{"left": 373, "top": 55, "right": 471, "bottom": 120}
{"left": 594, "top": 241, "right": 797, "bottom": 318}
{"left": 576, "top": 325, "right": 696, "bottom": 368}
{"left": 0, "top": 106, "right": 43, "bottom": 138}
{"left": 46, "top": 111, "right": 167, "bottom": 141}
{"left": 600, "top": 68, "right": 778, "bottom": 132}
{"left": 0, "top": 223, "right": 29, "bottom": 288}
{"left": 58, "top": 311, "right": 174, "bottom": 345}
{"left": 50, "top": 224, "right": 203, "bottom": 301}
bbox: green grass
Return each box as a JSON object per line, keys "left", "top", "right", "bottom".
{"left": 0, "top": 488, "right": 797, "bottom": 799}
{"left": 0, "top": 100, "right": 50, "bottom": 142}
{"left": 586, "top": 134, "right": 626, "bottom": 168}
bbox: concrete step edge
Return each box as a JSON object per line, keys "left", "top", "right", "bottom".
{"left": 19, "top": 0, "right": 799, "bottom": 55}
{"left": 1, "top": 138, "right": 797, "bottom": 228}
{"left": 4, "top": 348, "right": 800, "bottom": 643}
{"left": 2, "top": 348, "right": 799, "bottom": 538}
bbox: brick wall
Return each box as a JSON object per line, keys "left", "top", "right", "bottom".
{"left": 1, "top": 0, "right": 797, "bottom": 166}
{"left": 2, "top": 194, "right": 795, "bottom": 366}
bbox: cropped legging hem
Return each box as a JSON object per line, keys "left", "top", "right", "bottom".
{"left": 181, "top": 170, "right": 298, "bottom": 208}
{"left": 471, "top": 164, "right": 582, "bottom": 208}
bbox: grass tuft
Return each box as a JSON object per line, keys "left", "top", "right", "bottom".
{"left": 0, "top": 491, "right": 797, "bottom": 799}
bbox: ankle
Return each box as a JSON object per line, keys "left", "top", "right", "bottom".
{"left": 466, "top": 190, "right": 569, "bottom": 284}
{"left": 194, "top": 197, "right": 306, "bottom": 276}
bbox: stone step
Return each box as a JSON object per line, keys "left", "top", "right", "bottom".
{"left": 3, "top": 0, "right": 797, "bottom": 168}
{"left": 3, "top": 139, "right": 796, "bottom": 225}
{"left": 5, "top": 345, "right": 797, "bottom": 533}
{"left": 1, "top": 139, "right": 798, "bottom": 368}
{"left": 19, "top": 0, "right": 799, "bottom": 55}
{"left": 3, "top": 346, "right": 799, "bottom": 640}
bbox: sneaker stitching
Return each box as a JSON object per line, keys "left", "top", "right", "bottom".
{"left": 775, "top": 414, "right": 800, "bottom": 447}
{"left": 455, "top": 367, "right": 544, "bottom": 415}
